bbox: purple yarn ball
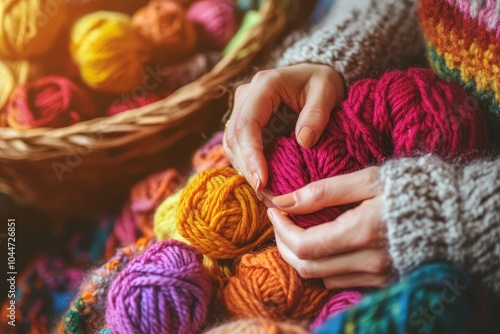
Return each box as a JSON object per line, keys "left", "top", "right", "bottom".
{"left": 187, "top": 0, "right": 239, "bottom": 50}
{"left": 106, "top": 240, "right": 213, "bottom": 334}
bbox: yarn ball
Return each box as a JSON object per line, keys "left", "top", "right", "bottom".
{"left": 0, "top": 59, "right": 43, "bottom": 118}
{"left": 106, "top": 240, "right": 214, "bottom": 334}
{"left": 204, "top": 318, "right": 308, "bottom": 334}
{"left": 104, "top": 169, "right": 184, "bottom": 259}
{"left": 315, "top": 262, "right": 500, "bottom": 334}
{"left": 192, "top": 131, "right": 231, "bottom": 172}
{"left": 267, "top": 68, "right": 489, "bottom": 228}
{"left": 310, "top": 290, "right": 363, "bottom": 331}
{"left": 71, "top": 11, "right": 150, "bottom": 94}
{"left": 107, "top": 91, "right": 162, "bottom": 116}
{"left": 187, "top": 0, "right": 239, "bottom": 50}
{"left": 0, "top": 0, "right": 67, "bottom": 59}
{"left": 154, "top": 174, "right": 198, "bottom": 242}
{"left": 5, "top": 76, "right": 97, "bottom": 129}
{"left": 61, "top": 238, "right": 154, "bottom": 334}
{"left": 132, "top": 0, "right": 197, "bottom": 64}
{"left": 176, "top": 167, "right": 274, "bottom": 260}
{"left": 160, "top": 51, "right": 221, "bottom": 92}
{"left": 224, "top": 247, "right": 331, "bottom": 320}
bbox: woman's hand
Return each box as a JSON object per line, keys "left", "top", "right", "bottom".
{"left": 223, "top": 63, "right": 345, "bottom": 193}
{"left": 267, "top": 167, "right": 393, "bottom": 289}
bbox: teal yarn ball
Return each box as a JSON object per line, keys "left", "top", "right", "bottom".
{"left": 315, "top": 262, "right": 500, "bottom": 334}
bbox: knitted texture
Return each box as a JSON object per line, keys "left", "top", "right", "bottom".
{"left": 59, "top": 238, "right": 154, "bottom": 334}
{"left": 104, "top": 169, "right": 184, "bottom": 259}
{"left": 176, "top": 167, "right": 274, "bottom": 260}
{"left": 266, "top": 68, "right": 489, "bottom": 228}
{"left": 315, "top": 262, "right": 500, "bottom": 334}
{"left": 223, "top": 247, "right": 332, "bottom": 321}
{"left": 381, "top": 154, "right": 500, "bottom": 295}
{"left": 203, "top": 318, "right": 308, "bottom": 334}
{"left": 276, "top": 0, "right": 424, "bottom": 86}
{"left": 419, "top": 0, "right": 500, "bottom": 124}
{"left": 310, "top": 290, "right": 363, "bottom": 331}
{"left": 105, "top": 240, "right": 213, "bottom": 334}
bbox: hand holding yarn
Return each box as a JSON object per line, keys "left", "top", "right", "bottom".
{"left": 268, "top": 167, "right": 391, "bottom": 290}
{"left": 223, "top": 63, "right": 345, "bottom": 194}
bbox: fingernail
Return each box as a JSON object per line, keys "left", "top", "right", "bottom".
{"left": 297, "top": 127, "right": 316, "bottom": 148}
{"left": 252, "top": 172, "right": 262, "bottom": 192}
{"left": 273, "top": 193, "right": 295, "bottom": 208}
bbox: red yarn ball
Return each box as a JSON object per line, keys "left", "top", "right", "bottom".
{"left": 187, "top": 0, "right": 239, "bottom": 50}
{"left": 107, "top": 91, "right": 163, "bottom": 116}
{"left": 6, "top": 76, "right": 97, "bottom": 129}
{"left": 266, "top": 68, "right": 489, "bottom": 228}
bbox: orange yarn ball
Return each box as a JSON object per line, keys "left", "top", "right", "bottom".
{"left": 204, "top": 318, "right": 308, "bottom": 334}
{"left": 132, "top": 0, "right": 197, "bottom": 63}
{"left": 223, "top": 247, "right": 331, "bottom": 321}
{"left": 176, "top": 167, "right": 274, "bottom": 260}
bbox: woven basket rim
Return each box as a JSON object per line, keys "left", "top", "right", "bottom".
{"left": 0, "top": 0, "right": 287, "bottom": 161}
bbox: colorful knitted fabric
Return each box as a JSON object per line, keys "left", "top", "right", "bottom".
{"left": 0, "top": 218, "right": 113, "bottom": 334}
{"left": 58, "top": 238, "right": 155, "bottom": 334}
{"left": 315, "top": 262, "right": 500, "bottom": 334}
{"left": 419, "top": 0, "right": 500, "bottom": 133}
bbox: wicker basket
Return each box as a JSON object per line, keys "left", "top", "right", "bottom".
{"left": 0, "top": 0, "right": 290, "bottom": 218}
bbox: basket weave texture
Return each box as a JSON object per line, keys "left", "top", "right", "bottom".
{"left": 0, "top": 0, "right": 290, "bottom": 217}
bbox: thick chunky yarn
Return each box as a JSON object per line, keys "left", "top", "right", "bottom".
{"left": 59, "top": 238, "right": 154, "bottom": 334}
{"left": 224, "top": 247, "right": 331, "bottom": 321}
{"left": 310, "top": 290, "right": 363, "bottom": 331}
{"left": 132, "top": 0, "right": 197, "bottom": 64}
{"left": 0, "top": 0, "right": 67, "bottom": 59}
{"left": 267, "top": 68, "right": 489, "bottom": 228}
{"left": 187, "top": 0, "right": 240, "bottom": 50}
{"left": 177, "top": 167, "right": 274, "bottom": 260}
{"left": 204, "top": 318, "right": 308, "bottom": 334}
{"left": 105, "top": 169, "right": 183, "bottom": 259}
{"left": 107, "top": 91, "right": 161, "bottom": 116}
{"left": 106, "top": 240, "right": 214, "bottom": 334}
{"left": 5, "top": 76, "right": 97, "bottom": 129}
{"left": 192, "top": 131, "right": 231, "bottom": 172}
{"left": 0, "top": 59, "right": 42, "bottom": 119}
{"left": 315, "top": 262, "right": 500, "bottom": 334}
{"left": 419, "top": 0, "right": 500, "bottom": 123}
{"left": 71, "top": 11, "right": 150, "bottom": 94}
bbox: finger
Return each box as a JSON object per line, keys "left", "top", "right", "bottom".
{"left": 295, "top": 69, "right": 344, "bottom": 148}
{"left": 323, "top": 272, "right": 392, "bottom": 289}
{"left": 269, "top": 200, "right": 383, "bottom": 259}
{"left": 272, "top": 167, "right": 381, "bottom": 213}
{"left": 276, "top": 233, "right": 391, "bottom": 280}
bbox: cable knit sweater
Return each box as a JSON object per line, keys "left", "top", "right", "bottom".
{"left": 276, "top": 0, "right": 500, "bottom": 294}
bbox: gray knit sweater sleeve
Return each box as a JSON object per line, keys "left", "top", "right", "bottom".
{"left": 381, "top": 155, "right": 500, "bottom": 294}
{"left": 276, "top": 0, "right": 424, "bottom": 86}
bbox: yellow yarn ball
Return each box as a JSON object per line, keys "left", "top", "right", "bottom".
{"left": 70, "top": 11, "right": 150, "bottom": 94}
{"left": 0, "top": 59, "right": 43, "bottom": 125}
{"left": 0, "top": 0, "right": 67, "bottom": 59}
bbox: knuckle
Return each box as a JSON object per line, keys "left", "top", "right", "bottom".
{"left": 364, "top": 166, "right": 381, "bottom": 186}
{"left": 234, "top": 84, "right": 248, "bottom": 99}
{"left": 305, "top": 180, "right": 327, "bottom": 204}
{"left": 367, "top": 253, "right": 390, "bottom": 275}
{"left": 296, "top": 260, "right": 313, "bottom": 279}
{"left": 251, "top": 69, "right": 280, "bottom": 86}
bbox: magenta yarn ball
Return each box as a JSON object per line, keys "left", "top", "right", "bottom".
{"left": 106, "top": 240, "right": 214, "bottom": 334}
{"left": 187, "top": 0, "right": 239, "bottom": 50}
{"left": 107, "top": 92, "right": 162, "bottom": 116}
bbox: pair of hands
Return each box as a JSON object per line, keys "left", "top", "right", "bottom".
{"left": 223, "top": 64, "right": 392, "bottom": 289}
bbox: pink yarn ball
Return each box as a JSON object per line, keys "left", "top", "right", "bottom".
{"left": 187, "top": 0, "right": 239, "bottom": 50}
{"left": 107, "top": 91, "right": 162, "bottom": 116}
{"left": 310, "top": 290, "right": 363, "bottom": 331}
